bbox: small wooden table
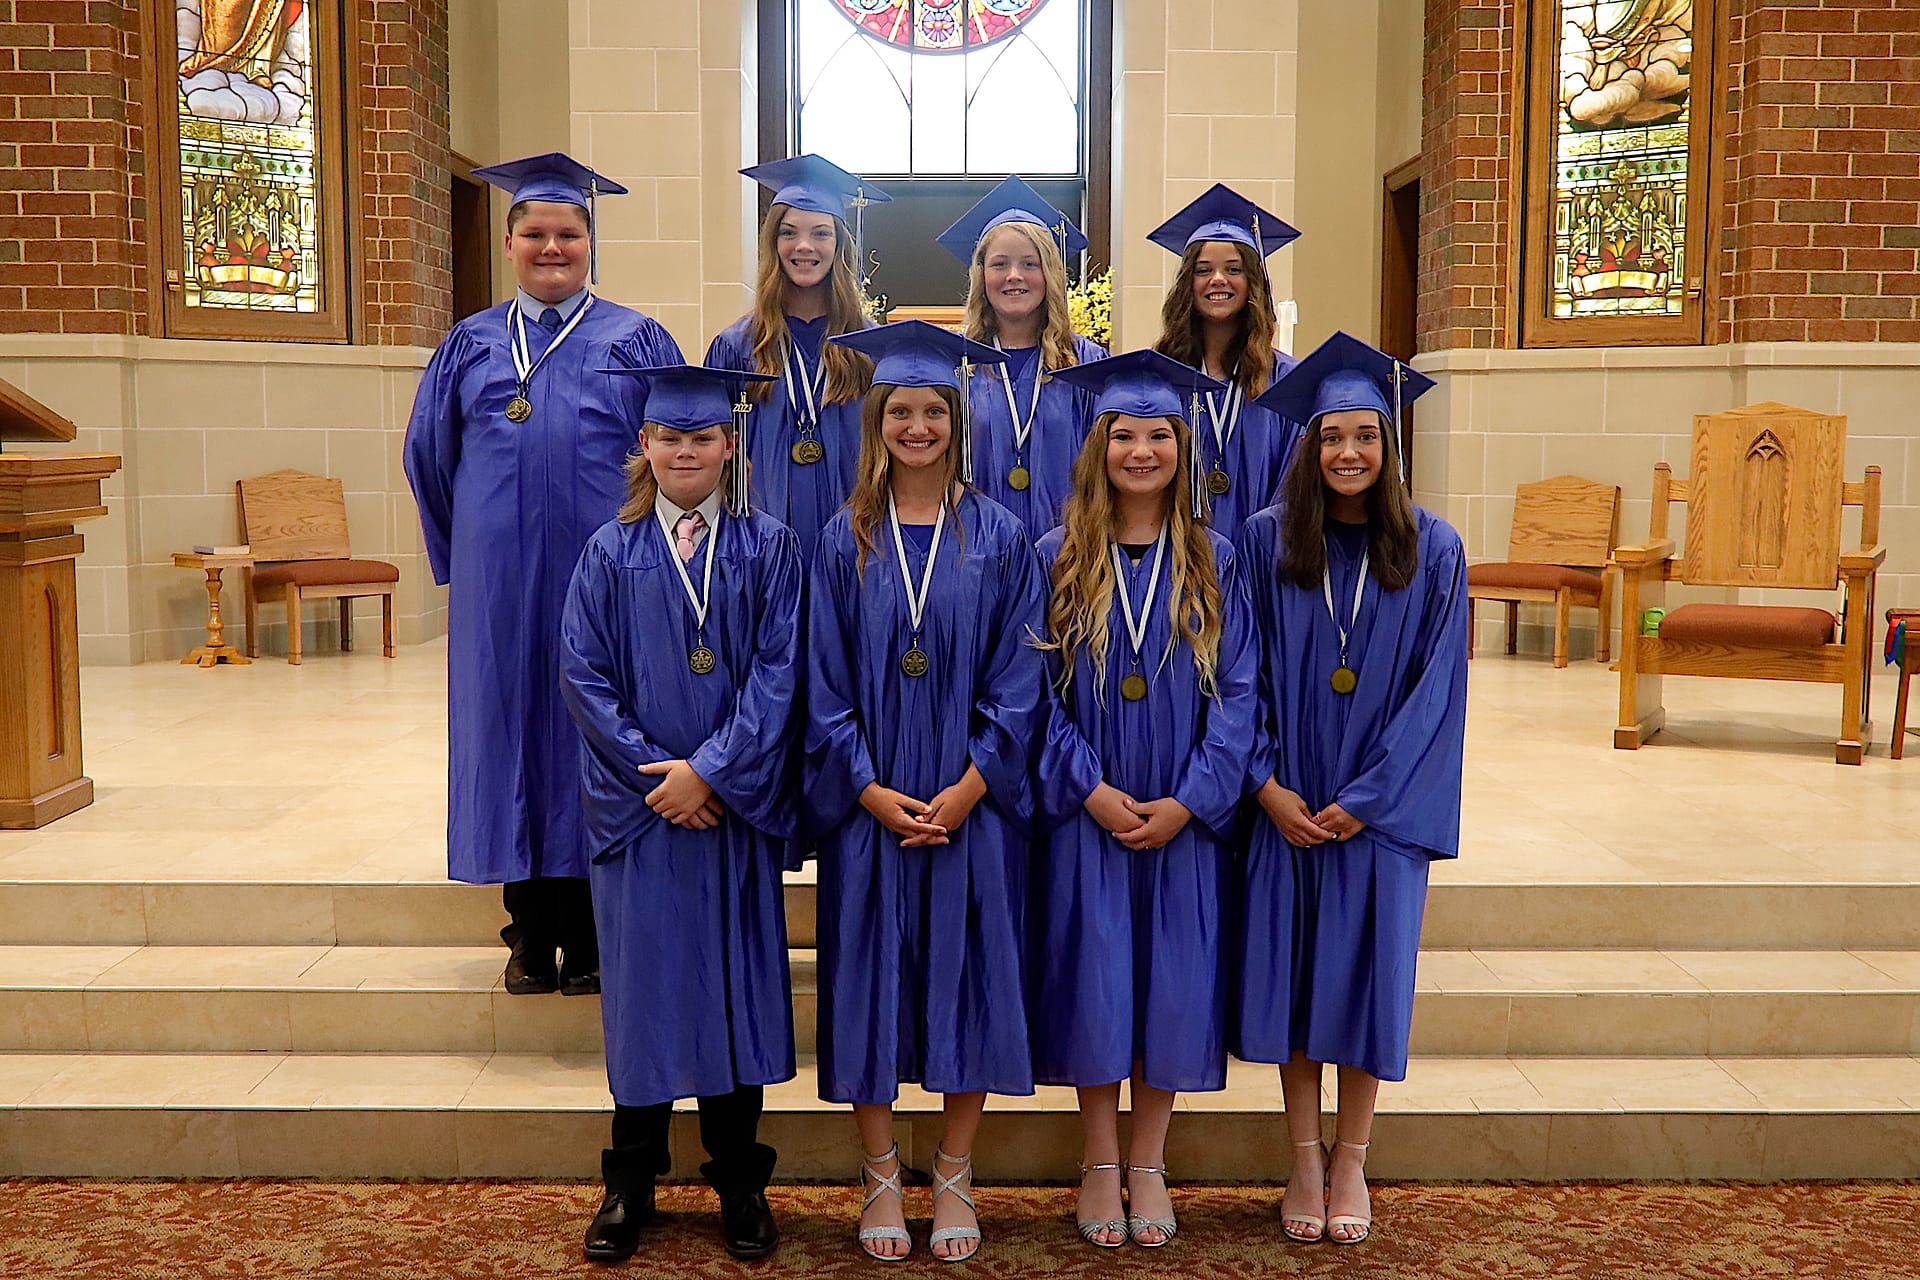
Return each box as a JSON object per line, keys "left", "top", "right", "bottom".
{"left": 173, "top": 552, "right": 252, "bottom": 667}
{"left": 1892, "top": 608, "right": 1919, "bottom": 760}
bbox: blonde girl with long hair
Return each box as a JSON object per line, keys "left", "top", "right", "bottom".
{"left": 802, "top": 322, "right": 1047, "bottom": 1264}
{"left": 935, "top": 177, "right": 1105, "bottom": 538}
{"left": 1149, "top": 183, "right": 1303, "bottom": 541}
{"left": 706, "top": 155, "right": 882, "bottom": 560}
{"left": 1029, "top": 351, "right": 1259, "bottom": 1250}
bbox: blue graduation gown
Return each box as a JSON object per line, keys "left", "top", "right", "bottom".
{"left": 1232, "top": 507, "right": 1469, "bottom": 1082}
{"left": 557, "top": 509, "right": 802, "bottom": 1107}
{"left": 805, "top": 492, "right": 1046, "bottom": 1103}
{"left": 1029, "top": 527, "right": 1257, "bottom": 1092}
{"left": 403, "top": 298, "right": 683, "bottom": 885}
{"left": 968, "top": 336, "right": 1107, "bottom": 539}
{"left": 705, "top": 314, "right": 867, "bottom": 562}
{"left": 1199, "top": 356, "right": 1302, "bottom": 544}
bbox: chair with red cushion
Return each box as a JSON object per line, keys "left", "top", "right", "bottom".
{"left": 1613, "top": 404, "right": 1884, "bottom": 765}
{"left": 1467, "top": 475, "right": 1619, "bottom": 668}
{"left": 237, "top": 469, "right": 398, "bottom": 666}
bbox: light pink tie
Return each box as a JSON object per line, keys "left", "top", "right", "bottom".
{"left": 674, "top": 510, "right": 705, "bottom": 563}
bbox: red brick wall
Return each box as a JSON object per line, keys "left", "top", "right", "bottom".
{"left": 1721, "top": 1, "right": 1920, "bottom": 344}
{"left": 0, "top": 0, "right": 148, "bottom": 335}
{"left": 1417, "top": 0, "right": 1515, "bottom": 353}
{"left": 1419, "top": 0, "right": 1920, "bottom": 350}
{"left": 0, "top": 0, "right": 450, "bottom": 345}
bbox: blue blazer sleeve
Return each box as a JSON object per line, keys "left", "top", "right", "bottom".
{"left": 401, "top": 325, "right": 477, "bottom": 587}
{"left": 557, "top": 538, "right": 672, "bottom": 789}
{"left": 1236, "top": 514, "right": 1282, "bottom": 798}
{"left": 1172, "top": 539, "right": 1259, "bottom": 837}
{"left": 689, "top": 524, "right": 805, "bottom": 839}
{"left": 802, "top": 535, "right": 879, "bottom": 835}
{"left": 1031, "top": 539, "right": 1104, "bottom": 827}
{"left": 967, "top": 521, "right": 1047, "bottom": 823}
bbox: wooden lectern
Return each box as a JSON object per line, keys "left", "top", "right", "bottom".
{"left": 0, "top": 378, "right": 122, "bottom": 828}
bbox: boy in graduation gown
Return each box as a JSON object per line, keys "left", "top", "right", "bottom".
{"left": 558, "top": 364, "right": 801, "bottom": 1264}
{"left": 1233, "top": 332, "right": 1467, "bottom": 1247}
{"left": 1148, "top": 183, "right": 1303, "bottom": 542}
{"left": 403, "top": 152, "right": 683, "bottom": 997}
{"left": 705, "top": 154, "right": 883, "bottom": 561}
{"left": 935, "top": 175, "right": 1105, "bottom": 539}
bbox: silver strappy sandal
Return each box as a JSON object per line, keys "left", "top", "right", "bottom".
{"left": 1075, "top": 1162, "right": 1126, "bottom": 1249}
{"left": 930, "top": 1146, "right": 982, "bottom": 1262}
{"left": 857, "top": 1143, "right": 911, "bottom": 1262}
{"left": 1126, "top": 1163, "right": 1177, "bottom": 1248}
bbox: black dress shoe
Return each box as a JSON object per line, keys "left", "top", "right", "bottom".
{"left": 718, "top": 1188, "right": 779, "bottom": 1261}
{"left": 504, "top": 945, "right": 559, "bottom": 995}
{"left": 583, "top": 1187, "right": 653, "bottom": 1263}
{"left": 560, "top": 967, "right": 601, "bottom": 997}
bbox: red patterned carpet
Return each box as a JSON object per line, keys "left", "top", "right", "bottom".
{"left": 4, "top": 1180, "right": 1917, "bottom": 1278}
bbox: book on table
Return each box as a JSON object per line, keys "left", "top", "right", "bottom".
{"left": 192, "top": 544, "right": 251, "bottom": 556}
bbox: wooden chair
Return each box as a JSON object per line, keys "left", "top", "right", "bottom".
{"left": 1613, "top": 403, "right": 1884, "bottom": 765}
{"left": 1890, "top": 608, "right": 1919, "bottom": 761}
{"left": 237, "top": 469, "right": 398, "bottom": 666}
{"left": 1467, "top": 475, "right": 1620, "bottom": 668}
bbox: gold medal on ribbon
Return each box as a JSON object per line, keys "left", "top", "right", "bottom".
{"left": 505, "top": 395, "right": 533, "bottom": 423}
{"left": 1207, "top": 469, "right": 1231, "bottom": 496}
{"left": 1120, "top": 673, "right": 1148, "bottom": 702}
{"left": 1330, "top": 665, "right": 1358, "bottom": 695}
{"left": 690, "top": 645, "right": 716, "bottom": 675}
{"left": 1008, "top": 465, "right": 1031, "bottom": 491}
{"left": 791, "top": 439, "right": 825, "bottom": 465}
{"left": 901, "top": 646, "right": 930, "bottom": 678}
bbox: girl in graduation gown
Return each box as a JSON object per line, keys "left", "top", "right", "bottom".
{"left": 805, "top": 321, "right": 1045, "bottom": 1263}
{"left": 1233, "top": 332, "right": 1468, "bottom": 1247}
{"left": 936, "top": 176, "right": 1105, "bottom": 538}
{"left": 1029, "top": 351, "right": 1257, "bottom": 1250}
{"left": 558, "top": 365, "right": 798, "bottom": 1264}
{"left": 705, "top": 155, "right": 881, "bottom": 561}
{"left": 1149, "top": 183, "right": 1303, "bottom": 542}
{"left": 404, "top": 152, "right": 683, "bottom": 994}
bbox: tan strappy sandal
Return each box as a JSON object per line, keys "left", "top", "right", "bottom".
{"left": 1281, "top": 1139, "right": 1327, "bottom": 1243}
{"left": 1326, "top": 1139, "right": 1372, "bottom": 1245}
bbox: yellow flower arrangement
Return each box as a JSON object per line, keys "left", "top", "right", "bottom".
{"left": 1066, "top": 268, "right": 1113, "bottom": 348}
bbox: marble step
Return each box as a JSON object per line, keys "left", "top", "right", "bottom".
{"left": 5, "top": 945, "right": 1919, "bottom": 1058}
{"left": 3, "top": 876, "right": 1916, "bottom": 951}
{"left": 2, "top": 1052, "right": 1915, "bottom": 1180}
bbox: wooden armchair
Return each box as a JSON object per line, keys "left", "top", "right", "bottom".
{"left": 1467, "top": 475, "right": 1620, "bottom": 667}
{"left": 1613, "top": 403, "right": 1884, "bottom": 765}
{"left": 237, "top": 469, "right": 398, "bottom": 666}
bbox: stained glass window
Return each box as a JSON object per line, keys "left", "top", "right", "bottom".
{"left": 824, "top": 0, "right": 1052, "bottom": 54}
{"left": 173, "top": 0, "right": 324, "bottom": 313}
{"left": 1548, "top": 2, "right": 1693, "bottom": 318}
{"left": 797, "top": 0, "right": 1082, "bottom": 176}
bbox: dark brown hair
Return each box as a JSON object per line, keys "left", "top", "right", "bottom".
{"left": 1152, "top": 239, "right": 1278, "bottom": 397}
{"left": 1276, "top": 409, "right": 1419, "bottom": 592}
{"left": 506, "top": 199, "right": 591, "bottom": 233}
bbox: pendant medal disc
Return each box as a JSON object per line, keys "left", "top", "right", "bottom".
{"left": 505, "top": 395, "right": 533, "bottom": 423}
{"left": 1008, "top": 465, "right": 1031, "bottom": 491}
{"left": 1330, "top": 665, "right": 1358, "bottom": 695}
{"left": 901, "top": 646, "right": 930, "bottom": 678}
{"left": 791, "top": 438, "right": 825, "bottom": 465}
{"left": 689, "top": 645, "right": 716, "bottom": 675}
{"left": 1206, "top": 469, "right": 1231, "bottom": 496}
{"left": 1120, "top": 673, "right": 1149, "bottom": 702}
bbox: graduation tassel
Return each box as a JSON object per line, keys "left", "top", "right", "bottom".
{"left": 958, "top": 357, "right": 975, "bottom": 486}
{"left": 852, "top": 186, "right": 870, "bottom": 293}
{"left": 1391, "top": 361, "right": 1407, "bottom": 482}
{"left": 1188, "top": 389, "right": 1206, "bottom": 521}
{"left": 588, "top": 175, "right": 600, "bottom": 287}
{"left": 729, "top": 391, "right": 752, "bottom": 515}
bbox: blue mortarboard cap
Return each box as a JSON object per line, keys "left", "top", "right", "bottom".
{"left": 1048, "top": 350, "right": 1227, "bottom": 421}
{"left": 600, "top": 364, "right": 776, "bottom": 431}
{"left": 741, "top": 154, "right": 891, "bottom": 221}
{"left": 1252, "top": 331, "right": 1435, "bottom": 427}
{"left": 828, "top": 319, "right": 1006, "bottom": 391}
{"left": 471, "top": 151, "right": 628, "bottom": 207}
{"left": 934, "top": 175, "right": 1088, "bottom": 263}
{"left": 1147, "top": 182, "right": 1299, "bottom": 258}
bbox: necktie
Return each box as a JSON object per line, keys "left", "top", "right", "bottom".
{"left": 675, "top": 510, "right": 705, "bottom": 563}
{"left": 539, "top": 306, "right": 563, "bottom": 333}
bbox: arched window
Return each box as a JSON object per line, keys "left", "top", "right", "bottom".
{"left": 765, "top": 0, "right": 1111, "bottom": 307}
{"left": 1520, "top": 0, "right": 1718, "bottom": 346}
{"left": 151, "top": 0, "right": 352, "bottom": 341}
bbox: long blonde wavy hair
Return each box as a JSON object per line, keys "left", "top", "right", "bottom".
{"left": 1153, "top": 239, "right": 1279, "bottom": 397}
{"left": 1044, "top": 411, "right": 1224, "bottom": 698}
{"left": 962, "top": 220, "right": 1082, "bottom": 371}
{"left": 845, "top": 382, "right": 969, "bottom": 577}
{"left": 746, "top": 203, "right": 873, "bottom": 404}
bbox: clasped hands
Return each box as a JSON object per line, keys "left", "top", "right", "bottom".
{"left": 640, "top": 758, "right": 724, "bottom": 828}
{"left": 860, "top": 764, "right": 988, "bottom": 848}
{"left": 1084, "top": 782, "right": 1192, "bottom": 851}
{"left": 1256, "top": 778, "right": 1365, "bottom": 847}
